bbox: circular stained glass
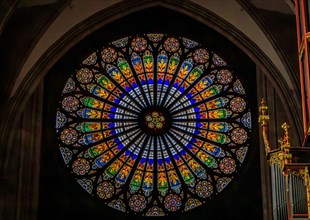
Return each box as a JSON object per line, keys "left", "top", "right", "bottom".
{"left": 56, "top": 34, "right": 252, "bottom": 216}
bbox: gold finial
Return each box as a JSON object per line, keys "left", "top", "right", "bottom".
{"left": 279, "top": 122, "right": 290, "bottom": 149}
{"left": 259, "top": 98, "right": 269, "bottom": 125}
{"left": 282, "top": 123, "right": 290, "bottom": 146}
{"left": 259, "top": 98, "right": 271, "bottom": 153}
{"left": 277, "top": 122, "right": 292, "bottom": 173}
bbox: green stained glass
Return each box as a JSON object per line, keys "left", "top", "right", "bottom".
{"left": 56, "top": 34, "right": 252, "bottom": 216}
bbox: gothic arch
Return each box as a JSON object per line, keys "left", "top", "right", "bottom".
{"left": 0, "top": 1, "right": 302, "bottom": 220}
{"left": 0, "top": 0, "right": 302, "bottom": 148}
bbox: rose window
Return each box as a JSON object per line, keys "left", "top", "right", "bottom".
{"left": 56, "top": 34, "right": 252, "bottom": 216}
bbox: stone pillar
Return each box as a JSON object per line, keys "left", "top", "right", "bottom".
{"left": 0, "top": 83, "right": 43, "bottom": 220}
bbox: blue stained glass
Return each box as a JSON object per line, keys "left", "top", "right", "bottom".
{"left": 56, "top": 34, "right": 252, "bottom": 216}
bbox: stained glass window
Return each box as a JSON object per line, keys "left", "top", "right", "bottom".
{"left": 56, "top": 34, "right": 252, "bottom": 216}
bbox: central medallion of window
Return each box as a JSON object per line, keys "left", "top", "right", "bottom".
{"left": 139, "top": 107, "right": 170, "bottom": 135}
{"left": 144, "top": 111, "right": 165, "bottom": 130}
{"left": 56, "top": 34, "right": 252, "bottom": 216}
